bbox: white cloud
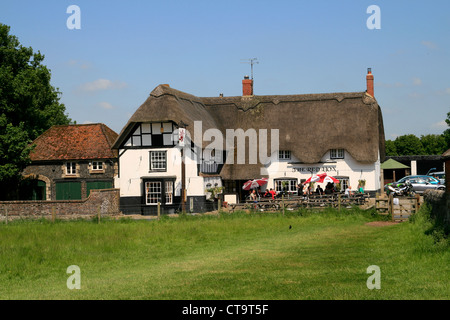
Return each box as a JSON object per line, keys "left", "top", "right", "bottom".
{"left": 98, "top": 102, "right": 114, "bottom": 109}
{"left": 83, "top": 120, "right": 94, "bottom": 124}
{"left": 431, "top": 120, "right": 447, "bottom": 130}
{"left": 412, "top": 77, "right": 422, "bottom": 86}
{"left": 421, "top": 40, "right": 438, "bottom": 50}
{"left": 67, "top": 59, "right": 92, "bottom": 70}
{"left": 79, "top": 79, "right": 127, "bottom": 92}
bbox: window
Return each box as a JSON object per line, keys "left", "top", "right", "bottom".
{"left": 278, "top": 150, "right": 291, "bottom": 160}
{"left": 66, "top": 162, "right": 76, "bottom": 175}
{"left": 92, "top": 161, "right": 103, "bottom": 170}
{"left": 330, "top": 149, "right": 345, "bottom": 159}
{"left": 339, "top": 178, "right": 349, "bottom": 192}
{"left": 149, "top": 151, "right": 167, "bottom": 171}
{"left": 145, "top": 181, "right": 162, "bottom": 205}
{"left": 275, "top": 179, "right": 298, "bottom": 193}
{"left": 165, "top": 181, "right": 174, "bottom": 204}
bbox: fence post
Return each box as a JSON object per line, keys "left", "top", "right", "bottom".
{"left": 338, "top": 193, "right": 341, "bottom": 211}
{"left": 282, "top": 194, "right": 285, "bottom": 216}
{"left": 389, "top": 193, "right": 394, "bottom": 222}
{"left": 98, "top": 205, "right": 101, "bottom": 224}
{"left": 52, "top": 206, "right": 56, "bottom": 223}
{"left": 5, "top": 207, "right": 8, "bottom": 225}
{"left": 157, "top": 202, "right": 160, "bottom": 220}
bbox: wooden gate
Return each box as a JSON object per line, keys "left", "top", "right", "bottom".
{"left": 376, "top": 194, "right": 419, "bottom": 222}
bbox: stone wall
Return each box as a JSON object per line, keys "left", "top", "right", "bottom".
{"left": 22, "top": 160, "right": 118, "bottom": 200}
{"left": 0, "top": 189, "right": 120, "bottom": 221}
{"left": 423, "top": 189, "right": 450, "bottom": 227}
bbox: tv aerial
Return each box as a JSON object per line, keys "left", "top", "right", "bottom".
{"left": 240, "top": 58, "right": 259, "bottom": 80}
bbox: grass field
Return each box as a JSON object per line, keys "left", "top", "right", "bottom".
{"left": 0, "top": 206, "right": 448, "bottom": 300}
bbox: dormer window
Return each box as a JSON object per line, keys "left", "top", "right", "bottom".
{"left": 330, "top": 149, "right": 345, "bottom": 159}
{"left": 278, "top": 150, "right": 291, "bottom": 160}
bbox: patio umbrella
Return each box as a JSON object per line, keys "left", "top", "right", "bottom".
{"left": 242, "top": 178, "right": 268, "bottom": 190}
{"left": 303, "top": 173, "right": 327, "bottom": 184}
{"left": 320, "top": 175, "right": 339, "bottom": 184}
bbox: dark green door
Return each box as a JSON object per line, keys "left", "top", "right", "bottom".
{"left": 86, "top": 181, "right": 112, "bottom": 197}
{"left": 56, "top": 181, "right": 82, "bottom": 200}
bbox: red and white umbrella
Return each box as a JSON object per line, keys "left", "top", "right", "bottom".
{"left": 321, "top": 175, "right": 339, "bottom": 184}
{"left": 242, "top": 178, "right": 268, "bottom": 190}
{"left": 303, "top": 173, "right": 327, "bottom": 185}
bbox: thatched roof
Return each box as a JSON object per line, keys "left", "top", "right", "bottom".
{"left": 113, "top": 84, "right": 385, "bottom": 180}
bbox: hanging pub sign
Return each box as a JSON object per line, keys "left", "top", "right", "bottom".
{"left": 178, "top": 127, "right": 186, "bottom": 147}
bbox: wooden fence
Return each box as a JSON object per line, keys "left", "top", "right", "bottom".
{"left": 228, "top": 193, "right": 370, "bottom": 213}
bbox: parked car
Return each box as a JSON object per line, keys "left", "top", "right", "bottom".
{"left": 384, "top": 175, "right": 445, "bottom": 194}
{"left": 428, "top": 171, "right": 445, "bottom": 185}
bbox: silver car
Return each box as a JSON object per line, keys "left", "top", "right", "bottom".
{"left": 395, "top": 175, "right": 445, "bottom": 194}
{"left": 428, "top": 171, "right": 445, "bottom": 185}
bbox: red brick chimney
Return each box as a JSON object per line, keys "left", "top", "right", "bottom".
{"left": 366, "top": 68, "right": 374, "bottom": 97}
{"left": 242, "top": 75, "right": 253, "bottom": 96}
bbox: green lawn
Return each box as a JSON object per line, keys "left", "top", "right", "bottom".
{"left": 0, "top": 207, "right": 448, "bottom": 300}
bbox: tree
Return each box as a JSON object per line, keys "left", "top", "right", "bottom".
{"left": 392, "top": 134, "right": 425, "bottom": 156}
{"left": 0, "top": 24, "right": 71, "bottom": 199}
{"left": 444, "top": 112, "right": 450, "bottom": 150}
{"left": 420, "top": 134, "right": 447, "bottom": 155}
{"left": 384, "top": 140, "right": 398, "bottom": 156}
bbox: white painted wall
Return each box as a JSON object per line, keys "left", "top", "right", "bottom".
{"left": 117, "top": 147, "right": 203, "bottom": 198}
{"left": 265, "top": 150, "right": 380, "bottom": 191}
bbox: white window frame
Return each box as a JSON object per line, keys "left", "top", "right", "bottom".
{"left": 278, "top": 150, "right": 291, "bottom": 160}
{"left": 274, "top": 179, "right": 297, "bottom": 193}
{"left": 165, "top": 181, "right": 173, "bottom": 204}
{"left": 149, "top": 151, "right": 167, "bottom": 171}
{"left": 66, "top": 162, "right": 76, "bottom": 175}
{"left": 145, "top": 181, "right": 162, "bottom": 205}
{"left": 330, "top": 149, "right": 345, "bottom": 159}
{"left": 92, "top": 161, "right": 103, "bottom": 171}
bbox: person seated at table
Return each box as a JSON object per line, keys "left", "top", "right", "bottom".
{"left": 325, "top": 182, "right": 334, "bottom": 194}
{"left": 316, "top": 185, "right": 324, "bottom": 195}
{"left": 345, "top": 186, "right": 352, "bottom": 197}
{"left": 269, "top": 188, "right": 276, "bottom": 200}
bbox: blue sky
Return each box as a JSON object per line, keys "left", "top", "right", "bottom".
{"left": 1, "top": 0, "right": 449, "bottom": 140}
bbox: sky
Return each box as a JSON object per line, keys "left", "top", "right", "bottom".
{"left": 1, "top": 0, "right": 449, "bottom": 140}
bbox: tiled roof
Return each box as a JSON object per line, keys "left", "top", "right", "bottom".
{"left": 30, "top": 124, "right": 118, "bottom": 161}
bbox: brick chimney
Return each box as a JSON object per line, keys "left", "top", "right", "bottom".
{"left": 366, "top": 68, "right": 374, "bottom": 97}
{"left": 242, "top": 75, "right": 253, "bottom": 96}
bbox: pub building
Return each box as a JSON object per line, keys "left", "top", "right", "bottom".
{"left": 112, "top": 69, "right": 385, "bottom": 214}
